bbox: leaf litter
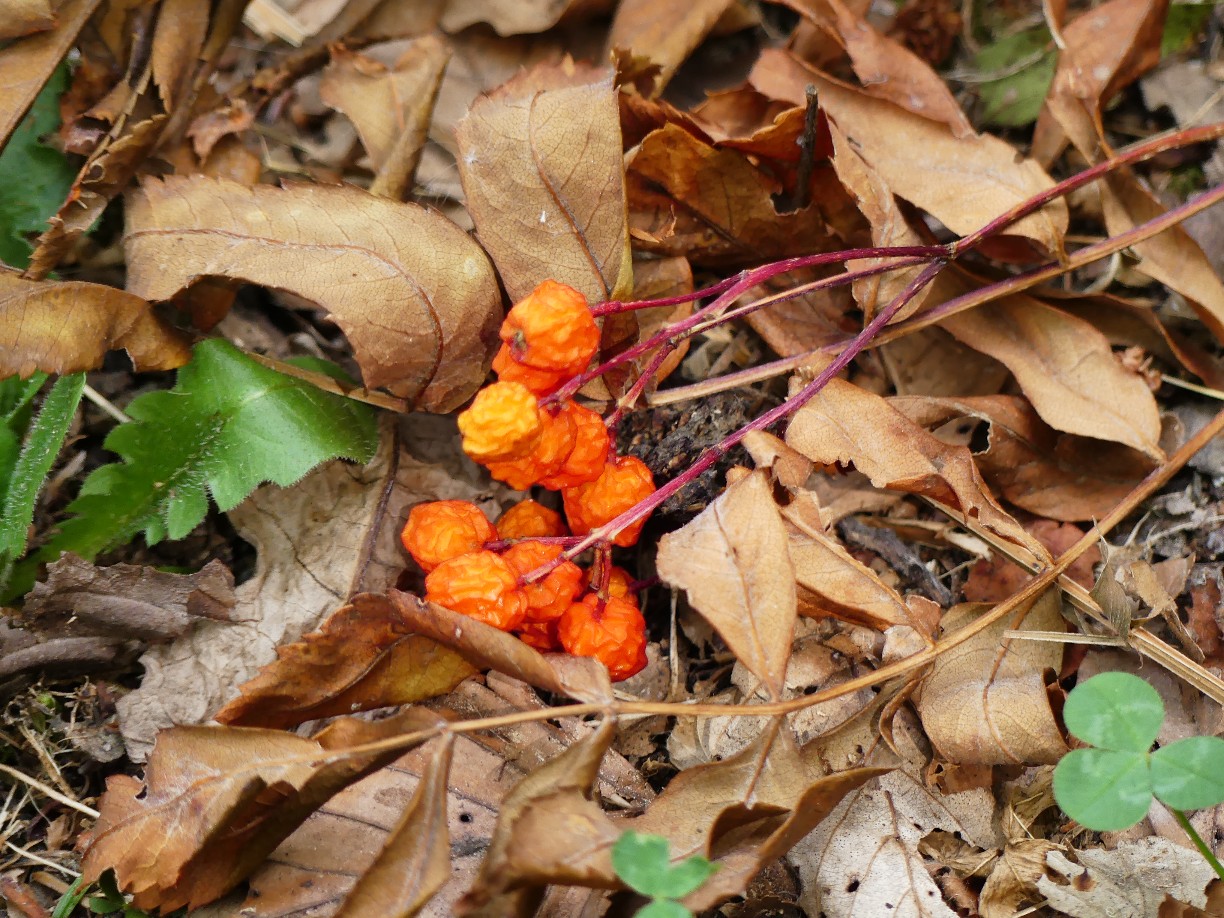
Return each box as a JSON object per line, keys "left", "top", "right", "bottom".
{"left": 1, "top": 1, "right": 1224, "bottom": 917}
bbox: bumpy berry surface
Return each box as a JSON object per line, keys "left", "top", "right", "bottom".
{"left": 558, "top": 594, "right": 648, "bottom": 681}
{"left": 492, "top": 343, "right": 569, "bottom": 395}
{"left": 485, "top": 404, "right": 577, "bottom": 490}
{"left": 400, "top": 500, "right": 496, "bottom": 572}
{"left": 562, "top": 455, "right": 655, "bottom": 547}
{"left": 517, "top": 620, "right": 561, "bottom": 653}
{"left": 538, "top": 402, "right": 611, "bottom": 490}
{"left": 457, "top": 381, "right": 543, "bottom": 463}
{"left": 502, "top": 540, "right": 584, "bottom": 624}
{"left": 424, "top": 550, "right": 527, "bottom": 630}
{"left": 500, "top": 280, "right": 600, "bottom": 375}
{"left": 495, "top": 500, "right": 567, "bottom": 540}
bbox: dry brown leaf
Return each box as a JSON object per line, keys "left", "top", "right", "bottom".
{"left": 880, "top": 326, "right": 1010, "bottom": 397}
{"left": 0, "top": 0, "right": 54, "bottom": 40}
{"left": 600, "top": 255, "right": 693, "bottom": 399}
{"left": 940, "top": 293, "right": 1163, "bottom": 458}
{"left": 786, "top": 378, "right": 1050, "bottom": 561}
{"left": 455, "top": 60, "right": 631, "bottom": 303}
{"left": 916, "top": 592, "right": 1069, "bottom": 765}
{"left": 440, "top": 0, "right": 607, "bottom": 36}
{"left": 82, "top": 708, "right": 446, "bottom": 912}
{"left": 0, "top": 269, "right": 191, "bottom": 376}
{"left": 151, "top": 0, "right": 209, "bottom": 111}
{"left": 123, "top": 176, "right": 500, "bottom": 409}
{"left": 607, "top": 0, "right": 736, "bottom": 95}
{"left": 979, "top": 839, "right": 1060, "bottom": 918}
{"left": 333, "top": 735, "right": 454, "bottom": 918}
{"left": 0, "top": 0, "right": 100, "bottom": 152}
{"left": 388, "top": 589, "right": 613, "bottom": 704}
{"left": 962, "top": 519, "right": 1100, "bottom": 603}
{"left": 656, "top": 470, "right": 798, "bottom": 699}
{"left": 214, "top": 593, "right": 477, "bottom": 729}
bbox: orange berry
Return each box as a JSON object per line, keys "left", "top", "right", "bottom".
{"left": 500, "top": 280, "right": 600, "bottom": 375}
{"left": 496, "top": 500, "right": 568, "bottom": 540}
{"left": 558, "top": 594, "right": 648, "bottom": 682}
{"left": 517, "top": 620, "right": 561, "bottom": 653}
{"left": 582, "top": 564, "right": 634, "bottom": 598}
{"left": 538, "top": 402, "right": 610, "bottom": 490}
{"left": 562, "top": 455, "right": 655, "bottom": 547}
{"left": 401, "top": 500, "right": 497, "bottom": 572}
{"left": 502, "top": 540, "right": 584, "bottom": 624}
{"left": 458, "top": 381, "right": 542, "bottom": 463}
{"left": 424, "top": 550, "right": 527, "bottom": 630}
{"left": 492, "top": 343, "right": 569, "bottom": 395}
{"left": 485, "top": 404, "right": 577, "bottom": 490}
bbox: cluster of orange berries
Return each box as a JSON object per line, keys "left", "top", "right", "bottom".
{"left": 400, "top": 281, "right": 658, "bottom": 682}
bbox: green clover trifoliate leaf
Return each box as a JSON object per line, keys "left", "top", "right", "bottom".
{"left": 612, "top": 832, "right": 716, "bottom": 900}
{"left": 1150, "top": 736, "right": 1224, "bottom": 811}
{"left": 1063, "top": 671, "right": 1164, "bottom": 752}
{"left": 1053, "top": 748, "right": 1152, "bottom": 831}
{"left": 34, "top": 339, "right": 377, "bottom": 564}
{"left": 636, "top": 901, "right": 693, "bottom": 918}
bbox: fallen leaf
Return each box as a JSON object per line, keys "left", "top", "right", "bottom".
{"left": 82, "top": 708, "right": 446, "bottom": 912}
{"left": 0, "top": 0, "right": 54, "bottom": 41}
{"left": 786, "top": 378, "right": 1050, "bottom": 561}
{"left": 150, "top": 0, "right": 209, "bottom": 111}
{"left": 333, "top": 735, "right": 454, "bottom": 918}
{"left": 0, "top": 269, "right": 191, "bottom": 376}
{"left": 916, "top": 592, "right": 1070, "bottom": 765}
{"left": 880, "top": 326, "right": 1010, "bottom": 397}
{"left": 123, "top": 175, "right": 501, "bottom": 409}
{"left": 656, "top": 470, "right": 798, "bottom": 698}
{"left": 440, "top": 0, "right": 607, "bottom": 36}
{"left": 599, "top": 255, "right": 693, "bottom": 399}
{"left": 607, "top": 0, "right": 736, "bottom": 95}
{"left": 979, "top": 838, "right": 1061, "bottom": 918}
{"left": 962, "top": 520, "right": 1100, "bottom": 603}
{"left": 455, "top": 60, "right": 632, "bottom": 303}
{"left": 214, "top": 593, "right": 477, "bottom": 730}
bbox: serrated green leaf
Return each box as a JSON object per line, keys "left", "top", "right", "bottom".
{"left": 1151, "top": 736, "right": 1224, "bottom": 811}
{"left": 613, "top": 832, "right": 717, "bottom": 900}
{"left": 1063, "top": 671, "right": 1164, "bottom": 752}
{"left": 32, "top": 339, "right": 377, "bottom": 566}
{"left": 1053, "top": 747, "right": 1152, "bottom": 831}
{"left": 972, "top": 27, "right": 1056, "bottom": 128}
{"left": 0, "top": 63, "right": 75, "bottom": 269}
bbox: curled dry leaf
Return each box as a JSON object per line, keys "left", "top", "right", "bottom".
{"left": 607, "top": 0, "right": 737, "bottom": 95}
{"left": 82, "top": 708, "right": 447, "bottom": 912}
{"left": 940, "top": 292, "right": 1163, "bottom": 459}
{"left": 388, "top": 589, "right": 614, "bottom": 704}
{"left": 786, "top": 377, "right": 1050, "bottom": 561}
{"left": 455, "top": 61, "right": 632, "bottom": 303}
{"left": 123, "top": 175, "right": 501, "bottom": 410}
{"left": 214, "top": 593, "right": 477, "bottom": 730}
{"left": 0, "top": 0, "right": 54, "bottom": 41}
{"left": 656, "top": 470, "right": 798, "bottom": 699}
{"left": 440, "top": 0, "right": 607, "bottom": 37}
{"left": 150, "top": 0, "right": 209, "bottom": 112}
{"left": 916, "top": 592, "right": 1069, "bottom": 765}
{"left": 0, "top": 269, "right": 191, "bottom": 376}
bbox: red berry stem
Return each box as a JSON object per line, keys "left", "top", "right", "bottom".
{"left": 484, "top": 535, "right": 586, "bottom": 553}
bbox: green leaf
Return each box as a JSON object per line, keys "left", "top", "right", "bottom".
{"left": 0, "top": 373, "right": 84, "bottom": 589}
{"left": 32, "top": 339, "right": 377, "bottom": 565}
{"left": 1063, "top": 671, "right": 1164, "bottom": 752}
{"left": 972, "top": 27, "right": 1057, "bottom": 128}
{"left": 1151, "top": 736, "right": 1224, "bottom": 811}
{"left": 1162, "top": 3, "right": 1214, "bottom": 56}
{"left": 52, "top": 877, "right": 90, "bottom": 918}
{"left": 636, "top": 901, "right": 693, "bottom": 918}
{"left": 0, "top": 63, "right": 76, "bottom": 270}
{"left": 1053, "top": 748, "right": 1152, "bottom": 831}
{"left": 613, "top": 832, "right": 717, "bottom": 900}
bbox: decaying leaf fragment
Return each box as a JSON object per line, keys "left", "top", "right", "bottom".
{"left": 123, "top": 176, "right": 501, "bottom": 410}
{"left": 0, "top": 0, "right": 54, "bottom": 41}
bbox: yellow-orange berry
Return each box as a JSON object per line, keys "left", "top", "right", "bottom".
{"left": 503, "top": 540, "right": 584, "bottom": 624}
{"left": 538, "top": 402, "right": 611, "bottom": 490}
{"left": 424, "top": 550, "right": 527, "bottom": 630}
{"left": 558, "top": 594, "right": 647, "bottom": 682}
{"left": 496, "top": 500, "right": 568, "bottom": 540}
{"left": 501, "top": 280, "right": 600, "bottom": 375}
{"left": 562, "top": 455, "right": 655, "bottom": 547}
{"left": 485, "top": 404, "right": 577, "bottom": 490}
{"left": 492, "top": 343, "right": 569, "bottom": 395}
{"left": 458, "top": 381, "right": 542, "bottom": 463}
{"left": 517, "top": 620, "right": 561, "bottom": 653}
{"left": 401, "top": 500, "right": 497, "bottom": 572}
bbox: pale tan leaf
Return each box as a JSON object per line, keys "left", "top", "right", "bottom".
{"left": 455, "top": 62, "right": 632, "bottom": 303}
{"left": 0, "top": 269, "right": 191, "bottom": 376}
{"left": 0, "top": 0, "right": 54, "bottom": 40}
{"left": 916, "top": 592, "right": 1069, "bottom": 765}
{"left": 608, "top": 0, "right": 736, "bottom": 94}
{"left": 656, "top": 471, "right": 798, "bottom": 698}
{"left": 940, "top": 294, "right": 1163, "bottom": 458}
{"left": 333, "top": 735, "right": 454, "bottom": 918}
{"left": 786, "top": 378, "right": 1050, "bottom": 561}
{"left": 151, "top": 0, "right": 208, "bottom": 110}
{"left": 123, "top": 176, "right": 501, "bottom": 409}
{"left": 980, "top": 839, "right": 1060, "bottom": 918}
{"left": 440, "top": 0, "right": 608, "bottom": 36}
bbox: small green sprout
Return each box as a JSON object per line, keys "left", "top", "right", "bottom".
{"left": 612, "top": 831, "right": 717, "bottom": 918}
{"left": 1054, "top": 671, "right": 1224, "bottom": 879}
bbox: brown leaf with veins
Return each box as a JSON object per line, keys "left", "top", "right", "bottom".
{"left": 333, "top": 735, "right": 454, "bottom": 918}
{"left": 122, "top": 175, "right": 501, "bottom": 409}
{"left": 388, "top": 589, "right": 613, "bottom": 704}
{"left": 0, "top": 0, "right": 54, "bottom": 40}
{"left": 455, "top": 61, "right": 632, "bottom": 303}
{"left": 0, "top": 269, "right": 191, "bottom": 376}
{"left": 656, "top": 471, "right": 798, "bottom": 699}
{"left": 150, "top": 0, "right": 208, "bottom": 111}
{"left": 916, "top": 592, "right": 1069, "bottom": 765}
{"left": 82, "top": 708, "right": 446, "bottom": 912}
{"left": 939, "top": 292, "right": 1163, "bottom": 459}
{"left": 786, "top": 378, "right": 1050, "bottom": 561}
{"left": 214, "top": 593, "right": 477, "bottom": 730}
{"left": 608, "top": 0, "right": 736, "bottom": 95}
